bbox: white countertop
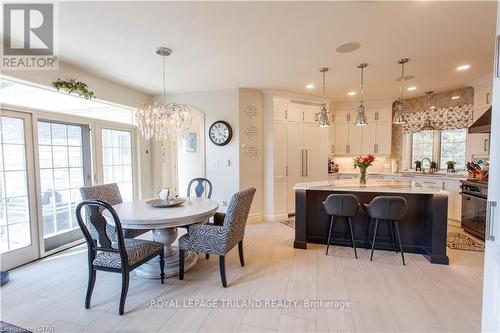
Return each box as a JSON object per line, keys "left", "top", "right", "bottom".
{"left": 329, "top": 171, "right": 466, "bottom": 181}
{"left": 293, "top": 179, "right": 449, "bottom": 194}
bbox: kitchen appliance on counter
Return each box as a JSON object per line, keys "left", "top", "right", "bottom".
{"left": 460, "top": 179, "right": 488, "bottom": 240}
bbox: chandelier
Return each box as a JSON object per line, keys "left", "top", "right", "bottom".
{"left": 318, "top": 67, "right": 330, "bottom": 128}
{"left": 393, "top": 58, "right": 409, "bottom": 124}
{"left": 355, "top": 63, "right": 368, "bottom": 126}
{"left": 136, "top": 47, "right": 192, "bottom": 140}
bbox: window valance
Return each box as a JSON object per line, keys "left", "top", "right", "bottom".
{"left": 402, "top": 104, "right": 473, "bottom": 134}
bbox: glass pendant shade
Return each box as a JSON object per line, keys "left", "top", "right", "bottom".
{"left": 393, "top": 58, "right": 409, "bottom": 125}
{"left": 418, "top": 91, "right": 435, "bottom": 132}
{"left": 318, "top": 105, "right": 330, "bottom": 127}
{"left": 355, "top": 103, "right": 367, "bottom": 126}
{"left": 136, "top": 47, "right": 192, "bottom": 140}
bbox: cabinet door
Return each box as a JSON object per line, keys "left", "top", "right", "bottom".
{"left": 348, "top": 123, "right": 362, "bottom": 155}
{"left": 334, "top": 110, "right": 349, "bottom": 124}
{"left": 469, "top": 133, "right": 490, "bottom": 156}
{"left": 303, "top": 105, "right": 319, "bottom": 124}
{"left": 376, "top": 107, "right": 393, "bottom": 122}
{"left": 475, "top": 86, "right": 493, "bottom": 113}
{"left": 286, "top": 122, "right": 303, "bottom": 214}
{"left": 273, "top": 121, "right": 287, "bottom": 178}
{"left": 443, "top": 181, "right": 455, "bottom": 220}
{"left": 303, "top": 123, "right": 328, "bottom": 181}
{"left": 287, "top": 104, "right": 304, "bottom": 122}
{"left": 334, "top": 123, "right": 349, "bottom": 155}
{"left": 361, "top": 123, "right": 377, "bottom": 155}
{"left": 376, "top": 122, "right": 393, "bottom": 156}
{"left": 273, "top": 102, "right": 288, "bottom": 121}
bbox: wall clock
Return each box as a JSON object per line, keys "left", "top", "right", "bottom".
{"left": 209, "top": 120, "right": 232, "bottom": 146}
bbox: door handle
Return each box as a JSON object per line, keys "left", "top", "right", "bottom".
{"left": 305, "top": 149, "right": 308, "bottom": 177}
{"left": 346, "top": 145, "right": 350, "bottom": 154}
{"left": 285, "top": 165, "right": 288, "bottom": 177}
{"left": 301, "top": 149, "right": 306, "bottom": 176}
{"left": 486, "top": 201, "right": 497, "bottom": 241}
{"left": 484, "top": 139, "right": 488, "bottom": 152}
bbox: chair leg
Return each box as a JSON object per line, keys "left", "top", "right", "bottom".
{"left": 206, "top": 253, "right": 210, "bottom": 260}
{"left": 119, "top": 272, "right": 129, "bottom": 315}
{"left": 179, "top": 249, "right": 185, "bottom": 280}
{"left": 219, "top": 255, "right": 227, "bottom": 288}
{"left": 85, "top": 268, "right": 96, "bottom": 309}
{"left": 348, "top": 217, "right": 358, "bottom": 259}
{"left": 370, "top": 219, "right": 379, "bottom": 262}
{"left": 394, "top": 221, "right": 405, "bottom": 266}
{"left": 159, "top": 252, "right": 165, "bottom": 284}
{"left": 326, "top": 216, "right": 336, "bottom": 255}
{"left": 365, "top": 218, "right": 373, "bottom": 250}
{"left": 390, "top": 220, "right": 398, "bottom": 253}
{"left": 238, "top": 241, "right": 245, "bottom": 267}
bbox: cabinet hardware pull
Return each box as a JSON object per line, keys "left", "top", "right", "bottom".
{"left": 486, "top": 92, "right": 491, "bottom": 105}
{"left": 331, "top": 145, "right": 335, "bottom": 154}
{"left": 484, "top": 139, "right": 488, "bottom": 152}
{"left": 285, "top": 110, "right": 288, "bottom": 120}
{"left": 346, "top": 145, "right": 350, "bottom": 153}
{"left": 305, "top": 149, "right": 308, "bottom": 177}
{"left": 314, "top": 112, "right": 319, "bottom": 122}
{"left": 347, "top": 113, "right": 350, "bottom": 122}
{"left": 486, "top": 201, "right": 497, "bottom": 241}
{"left": 375, "top": 112, "right": 379, "bottom": 121}
{"left": 285, "top": 166, "right": 288, "bottom": 177}
{"left": 302, "top": 112, "right": 304, "bottom": 121}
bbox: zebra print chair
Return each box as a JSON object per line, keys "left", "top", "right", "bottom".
{"left": 75, "top": 200, "right": 164, "bottom": 315}
{"left": 80, "top": 183, "right": 150, "bottom": 240}
{"left": 178, "top": 187, "right": 256, "bottom": 287}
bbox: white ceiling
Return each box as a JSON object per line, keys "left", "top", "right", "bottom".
{"left": 59, "top": 1, "right": 497, "bottom": 101}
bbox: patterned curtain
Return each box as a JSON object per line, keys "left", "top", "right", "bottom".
{"left": 402, "top": 104, "right": 473, "bottom": 134}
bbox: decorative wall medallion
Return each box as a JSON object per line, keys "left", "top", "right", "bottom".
{"left": 245, "top": 145, "right": 259, "bottom": 158}
{"left": 246, "top": 125, "right": 257, "bottom": 139}
{"left": 246, "top": 104, "right": 258, "bottom": 119}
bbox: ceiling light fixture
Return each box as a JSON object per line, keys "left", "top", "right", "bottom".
{"left": 456, "top": 64, "right": 470, "bottom": 71}
{"left": 419, "top": 91, "right": 436, "bottom": 132}
{"left": 355, "top": 63, "right": 368, "bottom": 126}
{"left": 305, "top": 84, "right": 315, "bottom": 89}
{"left": 393, "top": 58, "right": 409, "bottom": 125}
{"left": 318, "top": 67, "right": 330, "bottom": 128}
{"left": 451, "top": 95, "right": 460, "bottom": 100}
{"left": 336, "top": 42, "right": 361, "bottom": 53}
{"left": 136, "top": 47, "right": 192, "bottom": 140}
{"left": 407, "top": 86, "right": 417, "bottom": 91}
{"left": 347, "top": 91, "right": 356, "bottom": 96}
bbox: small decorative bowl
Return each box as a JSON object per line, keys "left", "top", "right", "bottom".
{"left": 146, "top": 197, "right": 186, "bottom": 208}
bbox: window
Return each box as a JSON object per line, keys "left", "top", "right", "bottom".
{"left": 440, "top": 129, "right": 467, "bottom": 170}
{"left": 102, "top": 129, "right": 133, "bottom": 201}
{"left": 411, "top": 132, "right": 434, "bottom": 167}
{"left": 38, "top": 121, "right": 88, "bottom": 239}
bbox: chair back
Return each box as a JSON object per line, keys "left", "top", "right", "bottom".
{"left": 187, "top": 178, "right": 213, "bottom": 198}
{"left": 80, "top": 183, "right": 123, "bottom": 240}
{"left": 323, "top": 194, "right": 359, "bottom": 217}
{"left": 365, "top": 196, "right": 408, "bottom": 220}
{"left": 75, "top": 200, "right": 128, "bottom": 268}
{"left": 222, "top": 188, "right": 256, "bottom": 251}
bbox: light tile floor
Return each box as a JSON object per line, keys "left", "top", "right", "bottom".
{"left": 0, "top": 222, "right": 484, "bottom": 333}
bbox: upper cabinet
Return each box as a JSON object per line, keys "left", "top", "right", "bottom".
{"left": 474, "top": 85, "right": 492, "bottom": 121}
{"left": 331, "top": 106, "right": 392, "bottom": 157}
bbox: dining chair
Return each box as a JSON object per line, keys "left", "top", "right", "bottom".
{"left": 80, "top": 183, "right": 150, "bottom": 240}
{"left": 75, "top": 200, "right": 165, "bottom": 315}
{"left": 187, "top": 178, "right": 213, "bottom": 199}
{"left": 178, "top": 187, "right": 256, "bottom": 287}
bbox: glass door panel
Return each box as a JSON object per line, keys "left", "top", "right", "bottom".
{"left": 37, "top": 120, "right": 90, "bottom": 252}
{"left": 0, "top": 111, "right": 38, "bottom": 270}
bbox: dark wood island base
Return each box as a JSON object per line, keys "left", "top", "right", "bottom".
{"left": 293, "top": 181, "right": 449, "bottom": 265}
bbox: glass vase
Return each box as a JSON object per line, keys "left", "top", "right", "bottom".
{"left": 359, "top": 167, "right": 367, "bottom": 184}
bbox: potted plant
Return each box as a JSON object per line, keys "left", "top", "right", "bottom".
{"left": 446, "top": 161, "right": 456, "bottom": 173}
{"left": 415, "top": 160, "right": 422, "bottom": 171}
{"left": 353, "top": 154, "right": 375, "bottom": 184}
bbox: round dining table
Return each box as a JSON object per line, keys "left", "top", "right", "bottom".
{"left": 107, "top": 197, "right": 219, "bottom": 279}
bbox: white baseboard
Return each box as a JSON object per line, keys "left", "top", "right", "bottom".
{"left": 263, "top": 213, "right": 288, "bottom": 222}
{"left": 247, "top": 213, "right": 264, "bottom": 224}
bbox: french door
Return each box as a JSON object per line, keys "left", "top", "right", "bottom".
{"left": 0, "top": 110, "right": 39, "bottom": 270}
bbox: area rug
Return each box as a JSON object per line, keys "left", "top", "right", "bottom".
{"left": 447, "top": 232, "right": 485, "bottom": 252}
{"left": 0, "top": 321, "right": 32, "bottom": 333}
{"left": 280, "top": 216, "right": 295, "bottom": 228}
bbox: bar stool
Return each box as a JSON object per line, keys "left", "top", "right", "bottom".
{"left": 322, "top": 194, "right": 360, "bottom": 258}
{"left": 364, "top": 196, "right": 408, "bottom": 265}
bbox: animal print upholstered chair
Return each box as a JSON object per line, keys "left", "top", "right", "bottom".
{"left": 178, "top": 187, "right": 256, "bottom": 287}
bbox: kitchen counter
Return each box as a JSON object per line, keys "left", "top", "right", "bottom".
{"left": 329, "top": 171, "right": 467, "bottom": 181}
{"left": 294, "top": 179, "right": 449, "bottom": 265}
{"left": 294, "top": 179, "right": 448, "bottom": 194}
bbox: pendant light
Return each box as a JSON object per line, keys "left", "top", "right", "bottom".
{"left": 135, "top": 47, "right": 192, "bottom": 140}
{"left": 355, "top": 63, "right": 368, "bottom": 126}
{"left": 318, "top": 67, "right": 330, "bottom": 128}
{"left": 393, "top": 58, "right": 409, "bottom": 124}
{"left": 419, "top": 91, "right": 436, "bottom": 132}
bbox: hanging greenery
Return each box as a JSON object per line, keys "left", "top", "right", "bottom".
{"left": 53, "top": 78, "right": 95, "bottom": 99}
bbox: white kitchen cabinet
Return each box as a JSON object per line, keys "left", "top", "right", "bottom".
{"left": 376, "top": 122, "right": 393, "bottom": 155}
{"left": 273, "top": 121, "right": 287, "bottom": 178}
{"left": 286, "top": 104, "right": 304, "bottom": 122}
{"left": 474, "top": 85, "right": 492, "bottom": 121}
{"left": 361, "top": 123, "right": 377, "bottom": 155}
{"left": 333, "top": 123, "right": 349, "bottom": 155}
{"left": 348, "top": 123, "right": 362, "bottom": 155}
{"left": 286, "top": 121, "right": 303, "bottom": 213}
{"left": 469, "top": 133, "right": 490, "bottom": 156}
{"left": 273, "top": 102, "right": 288, "bottom": 121}
{"left": 303, "top": 105, "right": 319, "bottom": 124}
{"left": 443, "top": 179, "right": 462, "bottom": 221}
{"left": 303, "top": 123, "right": 328, "bottom": 181}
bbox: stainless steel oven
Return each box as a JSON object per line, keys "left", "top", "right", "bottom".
{"left": 460, "top": 180, "right": 488, "bottom": 240}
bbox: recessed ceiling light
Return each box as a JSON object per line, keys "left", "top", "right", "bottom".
{"left": 456, "top": 64, "right": 470, "bottom": 71}
{"left": 305, "top": 84, "right": 315, "bottom": 89}
{"left": 336, "top": 42, "right": 361, "bottom": 53}
{"left": 407, "top": 86, "right": 417, "bottom": 91}
{"left": 347, "top": 91, "right": 356, "bottom": 96}
{"left": 451, "top": 96, "right": 460, "bottom": 100}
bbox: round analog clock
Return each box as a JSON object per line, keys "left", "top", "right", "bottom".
{"left": 209, "top": 120, "right": 232, "bottom": 146}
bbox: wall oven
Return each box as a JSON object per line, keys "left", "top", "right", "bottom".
{"left": 460, "top": 180, "right": 488, "bottom": 240}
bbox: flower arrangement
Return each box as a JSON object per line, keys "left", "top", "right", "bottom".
{"left": 53, "top": 78, "right": 95, "bottom": 100}
{"left": 353, "top": 154, "right": 375, "bottom": 184}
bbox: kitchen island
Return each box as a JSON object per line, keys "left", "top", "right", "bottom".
{"left": 293, "top": 180, "right": 449, "bottom": 264}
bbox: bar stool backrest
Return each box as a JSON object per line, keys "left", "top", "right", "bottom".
{"left": 365, "top": 196, "right": 408, "bottom": 220}
{"left": 322, "top": 194, "right": 359, "bottom": 217}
